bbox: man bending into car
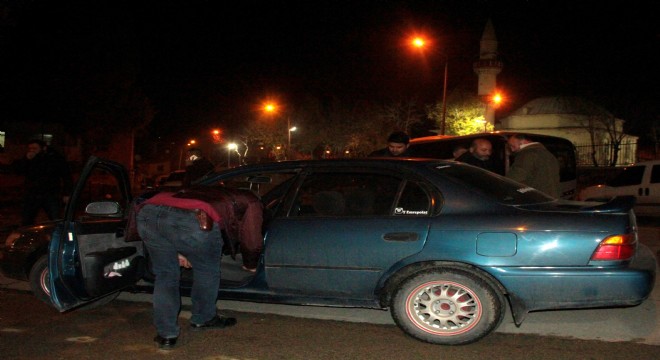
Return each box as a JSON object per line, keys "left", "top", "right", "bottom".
{"left": 136, "top": 191, "right": 237, "bottom": 350}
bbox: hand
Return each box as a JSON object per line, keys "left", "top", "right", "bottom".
{"left": 178, "top": 254, "right": 192, "bottom": 268}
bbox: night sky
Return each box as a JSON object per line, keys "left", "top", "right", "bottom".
{"left": 1, "top": 0, "right": 658, "bottom": 142}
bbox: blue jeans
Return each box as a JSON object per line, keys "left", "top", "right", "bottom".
{"left": 137, "top": 204, "right": 223, "bottom": 338}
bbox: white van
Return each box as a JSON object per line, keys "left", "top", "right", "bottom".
{"left": 579, "top": 160, "right": 660, "bottom": 216}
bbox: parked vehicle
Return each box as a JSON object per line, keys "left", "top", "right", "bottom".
{"left": 1, "top": 156, "right": 656, "bottom": 345}
{"left": 579, "top": 160, "right": 660, "bottom": 216}
{"left": 408, "top": 132, "right": 578, "bottom": 199}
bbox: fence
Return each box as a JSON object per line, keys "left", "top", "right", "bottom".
{"left": 574, "top": 142, "right": 637, "bottom": 167}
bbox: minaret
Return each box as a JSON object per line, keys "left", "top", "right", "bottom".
{"left": 473, "top": 19, "right": 503, "bottom": 129}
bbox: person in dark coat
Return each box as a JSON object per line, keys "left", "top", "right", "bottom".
{"left": 11, "top": 139, "right": 73, "bottom": 225}
{"left": 369, "top": 131, "right": 413, "bottom": 157}
{"left": 507, "top": 134, "right": 561, "bottom": 198}
{"left": 183, "top": 148, "right": 215, "bottom": 187}
{"left": 455, "top": 138, "right": 497, "bottom": 172}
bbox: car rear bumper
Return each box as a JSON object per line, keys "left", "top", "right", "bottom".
{"left": 488, "top": 243, "right": 657, "bottom": 313}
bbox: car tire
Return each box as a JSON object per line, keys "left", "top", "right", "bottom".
{"left": 390, "top": 268, "right": 504, "bottom": 345}
{"left": 29, "top": 255, "right": 52, "bottom": 305}
{"left": 29, "top": 255, "right": 120, "bottom": 309}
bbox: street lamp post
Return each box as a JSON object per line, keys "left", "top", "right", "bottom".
{"left": 411, "top": 36, "right": 448, "bottom": 135}
{"left": 178, "top": 140, "right": 195, "bottom": 169}
{"left": 440, "top": 57, "right": 448, "bottom": 135}
{"left": 263, "top": 102, "right": 299, "bottom": 160}
{"left": 227, "top": 143, "right": 237, "bottom": 168}
{"left": 287, "top": 117, "right": 297, "bottom": 160}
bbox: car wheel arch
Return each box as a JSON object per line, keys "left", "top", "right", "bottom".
{"left": 24, "top": 245, "right": 49, "bottom": 279}
{"left": 378, "top": 261, "right": 508, "bottom": 310}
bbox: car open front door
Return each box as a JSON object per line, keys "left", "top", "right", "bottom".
{"left": 48, "top": 156, "right": 145, "bottom": 311}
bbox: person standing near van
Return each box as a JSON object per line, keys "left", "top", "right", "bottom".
{"left": 369, "top": 131, "right": 413, "bottom": 157}
{"left": 507, "top": 134, "right": 560, "bottom": 198}
{"left": 455, "top": 138, "right": 496, "bottom": 172}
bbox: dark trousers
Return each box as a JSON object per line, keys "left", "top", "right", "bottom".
{"left": 137, "top": 204, "right": 223, "bottom": 338}
{"left": 21, "top": 192, "right": 62, "bottom": 226}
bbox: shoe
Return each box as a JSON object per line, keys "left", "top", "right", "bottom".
{"left": 154, "top": 335, "right": 177, "bottom": 350}
{"left": 190, "top": 315, "right": 237, "bottom": 331}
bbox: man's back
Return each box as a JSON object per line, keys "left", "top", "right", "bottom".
{"left": 508, "top": 143, "right": 560, "bottom": 197}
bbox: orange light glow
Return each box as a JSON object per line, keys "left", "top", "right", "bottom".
{"left": 263, "top": 103, "right": 276, "bottom": 113}
{"left": 412, "top": 37, "right": 425, "bottom": 48}
{"left": 211, "top": 129, "right": 222, "bottom": 143}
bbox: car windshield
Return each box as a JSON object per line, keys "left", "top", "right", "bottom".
{"left": 432, "top": 163, "right": 555, "bottom": 205}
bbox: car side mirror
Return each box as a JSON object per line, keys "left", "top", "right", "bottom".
{"left": 85, "top": 201, "right": 122, "bottom": 216}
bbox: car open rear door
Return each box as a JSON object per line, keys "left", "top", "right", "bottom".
{"left": 48, "top": 156, "right": 145, "bottom": 311}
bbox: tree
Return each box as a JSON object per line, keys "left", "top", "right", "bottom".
{"left": 380, "top": 99, "right": 425, "bottom": 135}
{"left": 426, "top": 88, "right": 491, "bottom": 136}
{"left": 577, "top": 114, "right": 631, "bottom": 167}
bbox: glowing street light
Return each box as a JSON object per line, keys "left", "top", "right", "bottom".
{"left": 492, "top": 92, "right": 503, "bottom": 105}
{"left": 178, "top": 139, "right": 196, "bottom": 169}
{"left": 409, "top": 35, "right": 449, "bottom": 135}
{"left": 262, "top": 101, "right": 299, "bottom": 160}
{"left": 227, "top": 142, "right": 237, "bottom": 168}
{"left": 288, "top": 125, "right": 297, "bottom": 159}
{"left": 412, "top": 37, "right": 425, "bottom": 48}
{"left": 263, "top": 103, "right": 276, "bottom": 113}
{"left": 211, "top": 129, "right": 222, "bottom": 143}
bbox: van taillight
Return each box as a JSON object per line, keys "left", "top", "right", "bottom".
{"left": 590, "top": 234, "right": 636, "bottom": 261}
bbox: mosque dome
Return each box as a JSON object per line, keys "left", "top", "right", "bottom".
{"left": 510, "top": 96, "right": 612, "bottom": 117}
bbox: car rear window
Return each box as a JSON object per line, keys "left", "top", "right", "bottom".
{"left": 432, "top": 163, "right": 554, "bottom": 205}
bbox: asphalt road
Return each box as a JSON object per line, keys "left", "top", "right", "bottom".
{"left": 1, "top": 288, "right": 659, "bottom": 360}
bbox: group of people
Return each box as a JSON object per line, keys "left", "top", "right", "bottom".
{"left": 370, "top": 131, "right": 560, "bottom": 198}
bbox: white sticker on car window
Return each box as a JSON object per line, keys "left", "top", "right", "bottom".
{"left": 395, "top": 207, "right": 428, "bottom": 215}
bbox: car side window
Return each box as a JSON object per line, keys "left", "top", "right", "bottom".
{"left": 290, "top": 172, "right": 401, "bottom": 217}
{"left": 608, "top": 166, "right": 645, "bottom": 187}
{"left": 394, "top": 181, "right": 431, "bottom": 216}
{"left": 212, "top": 171, "right": 299, "bottom": 212}
{"left": 651, "top": 165, "right": 660, "bottom": 184}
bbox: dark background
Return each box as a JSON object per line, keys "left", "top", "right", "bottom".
{"left": 1, "top": 0, "right": 658, "bottom": 143}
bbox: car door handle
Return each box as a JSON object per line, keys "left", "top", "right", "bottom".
{"left": 383, "top": 232, "right": 419, "bottom": 242}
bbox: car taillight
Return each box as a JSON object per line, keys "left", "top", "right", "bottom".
{"left": 590, "top": 234, "right": 636, "bottom": 261}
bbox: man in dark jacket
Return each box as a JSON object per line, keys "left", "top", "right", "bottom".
{"left": 11, "top": 139, "right": 73, "bottom": 225}
{"left": 183, "top": 148, "right": 215, "bottom": 187}
{"left": 507, "top": 134, "right": 560, "bottom": 198}
{"left": 455, "top": 138, "right": 496, "bottom": 172}
{"left": 369, "top": 131, "right": 413, "bottom": 157}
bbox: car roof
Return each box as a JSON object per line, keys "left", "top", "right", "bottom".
{"left": 409, "top": 131, "right": 575, "bottom": 144}
{"left": 221, "top": 158, "right": 449, "bottom": 171}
